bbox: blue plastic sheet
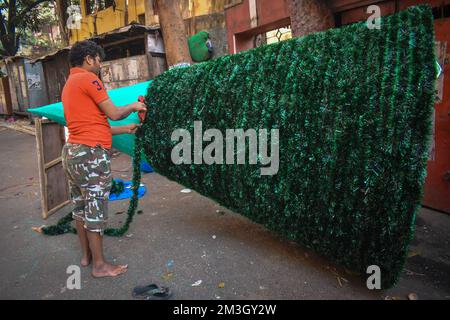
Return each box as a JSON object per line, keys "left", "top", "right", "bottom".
{"left": 109, "top": 179, "right": 147, "bottom": 201}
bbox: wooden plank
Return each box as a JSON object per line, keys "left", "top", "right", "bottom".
{"left": 46, "top": 162, "right": 70, "bottom": 211}
{"left": 42, "top": 58, "right": 66, "bottom": 103}
{"left": 0, "top": 77, "right": 13, "bottom": 115}
{"left": 35, "top": 119, "right": 48, "bottom": 218}
{"left": 18, "top": 61, "right": 29, "bottom": 111}
{"left": 46, "top": 200, "right": 71, "bottom": 217}
{"left": 101, "top": 35, "right": 145, "bottom": 48}
{"left": 41, "top": 121, "right": 65, "bottom": 164}
{"left": 6, "top": 62, "right": 19, "bottom": 112}
{"left": 44, "top": 156, "right": 62, "bottom": 170}
{"left": 35, "top": 118, "right": 70, "bottom": 219}
{"left": 136, "top": 55, "right": 150, "bottom": 79}
{"left": 150, "top": 56, "right": 168, "bottom": 78}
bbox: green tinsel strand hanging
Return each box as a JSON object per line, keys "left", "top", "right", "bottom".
{"left": 355, "top": 22, "right": 384, "bottom": 273}
{"left": 104, "top": 125, "right": 143, "bottom": 237}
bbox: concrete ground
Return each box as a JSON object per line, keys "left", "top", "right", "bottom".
{"left": 0, "top": 127, "right": 449, "bottom": 300}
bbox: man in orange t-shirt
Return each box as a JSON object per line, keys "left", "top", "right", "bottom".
{"left": 61, "top": 40, "right": 146, "bottom": 278}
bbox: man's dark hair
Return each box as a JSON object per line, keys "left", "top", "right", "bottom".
{"left": 69, "top": 40, "right": 105, "bottom": 67}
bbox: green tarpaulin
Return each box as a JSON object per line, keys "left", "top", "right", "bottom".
{"left": 29, "top": 80, "right": 152, "bottom": 157}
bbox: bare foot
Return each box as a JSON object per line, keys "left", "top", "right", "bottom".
{"left": 81, "top": 253, "right": 92, "bottom": 267}
{"left": 92, "top": 263, "right": 128, "bottom": 278}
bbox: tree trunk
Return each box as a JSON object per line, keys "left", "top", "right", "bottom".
{"left": 55, "top": 0, "right": 70, "bottom": 46}
{"left": 154, "top": 0, "right": 192, "bottom": 67}
{"left": 289, "top": 0, "right": 334, "bottom": 37}
{"left": 144, "top": 0, "right": 159, "bottom": 25}
{"left": 3, "top": 0, "right": 18, "bottom": 55}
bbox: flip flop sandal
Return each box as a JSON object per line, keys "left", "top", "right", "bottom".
{"left": 132, "top": 284, "right": 173, "bottom": 300}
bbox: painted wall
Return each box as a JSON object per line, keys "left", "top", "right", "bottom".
{"left": 70, "top": 0, "right": 227, "bottom": 44}
{"left": 69, "top": 0, "right": 145, "bottom": 43}
{"left": 24, "top": 61, "right": 49, "bottom": 109}
{"left": 224, "top": 0, "right": 290, "bottom": 53}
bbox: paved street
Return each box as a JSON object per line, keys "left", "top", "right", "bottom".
{"left": 0, "top": 127, "right": 449, "bottom": 300}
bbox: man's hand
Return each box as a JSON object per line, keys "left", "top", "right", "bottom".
{"left": 125, "top": 123, "right": 141, "bottom": 134}
{"left": 132, "top": 102, "right": 147, "bottom": 112}
{"left": 111, "top": 124, "right": 141, "bottom": 135}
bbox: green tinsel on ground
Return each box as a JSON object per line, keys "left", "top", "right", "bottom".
{"left": 111, "top": 179, "right": 125, "bottom": 195}
{"left": 138, "top": 5, "right": 436, "bottom": 288}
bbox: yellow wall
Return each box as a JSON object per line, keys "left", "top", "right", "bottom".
{"left": 69, "top": 0, "right": 146, "bottom": 44}
{"left": 181, "top": 0, "right": 225, "bottom": 18}
{"left": 69, "top": 0, "right": 226, "bottom": 44}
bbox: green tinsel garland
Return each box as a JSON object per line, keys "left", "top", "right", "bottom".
{"left": 137, "top": 5, "right": 436, "bottom": 288}
{"left": 111, "top": 179, "right": 125, "bottom": 195}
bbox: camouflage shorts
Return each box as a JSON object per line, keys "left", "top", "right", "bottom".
{"left": 61, "top": 143, "right": 112, "bottom": 234}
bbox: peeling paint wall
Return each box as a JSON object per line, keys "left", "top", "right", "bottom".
{"left": 224, "top": 0, "right": 291, "bottom": 53}
{"left": 100, "top": 55, "right": 149, "bottom": 90}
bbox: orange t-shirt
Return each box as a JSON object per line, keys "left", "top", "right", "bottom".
{"left": 62, "top": 67, "right": 111, "bottom": 149}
